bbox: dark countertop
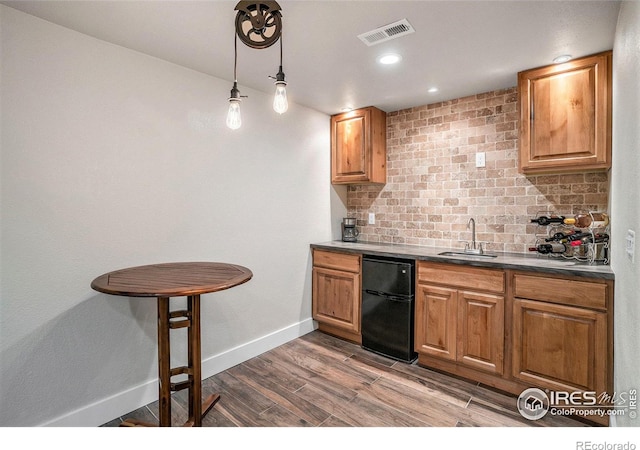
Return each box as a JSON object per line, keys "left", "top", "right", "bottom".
{"left": 311, "top": 240, "right": 615, "bottom": 280}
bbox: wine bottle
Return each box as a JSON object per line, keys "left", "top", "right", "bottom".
{"left": 564, "top": 212, "right": 610, "bottom": 229}
{"left": 530, "top": 215, "right": 566, "bottom": 226}
{"left": 545, "top": 230, "right": 578, "bottom": 242}
{"left": 593, "top": 233, "right": 610, "bottom": 243}
{"left": 566, "top": 231, "right": 598, "bottom": 242}
{"left": 569, "top": 233, "right": 610, "bottom": 246}
{"left": 528, "top": 243, "right": 567, "bottom": 254}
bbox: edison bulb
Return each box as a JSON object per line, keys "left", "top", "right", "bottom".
{"left": 273, "top": 82, "right": 288, "bottom": 114}
{"left": 226, "top": 100, "right": 241, "bottom": 130}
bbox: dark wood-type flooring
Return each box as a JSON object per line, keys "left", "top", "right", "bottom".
{"left": 101, "top": 330, "right": 591, "bottom": 427}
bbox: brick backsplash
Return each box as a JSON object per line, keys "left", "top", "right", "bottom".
{"left": 346, "top": 87, "right": 610, "bottom": 253}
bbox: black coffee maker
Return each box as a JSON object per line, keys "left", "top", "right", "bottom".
{"left": 341, "top": 217, "right": 360, "bottom": 242}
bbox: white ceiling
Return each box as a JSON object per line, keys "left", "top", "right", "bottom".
{"left": 2, "top": 0, "right": 621, "bottom": 115}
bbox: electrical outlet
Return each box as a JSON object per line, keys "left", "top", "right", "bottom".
{"left": 368, "top": 213, "right": 375, "bottom": 225}
{"left": 476, "top": 152, "right": 486, "bottom": 168}
{"left": 626, "top": 229, "right": 635, "bottom": 263}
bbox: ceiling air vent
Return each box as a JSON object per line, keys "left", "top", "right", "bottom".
{"left": 357, "top": 19, "right": 415, "bottom": 46}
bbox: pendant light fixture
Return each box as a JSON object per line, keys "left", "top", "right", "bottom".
{"left": 271, "top": 37, "right": 288, "bottom": 114}
{"left": 226, "top": 35, "right": 245, "bottom": 130}
{"left": 226, "top": 82, "right": 242, "bottom": 130}
{"left": 226, "top": 1, "right": 286, "bottom": 129}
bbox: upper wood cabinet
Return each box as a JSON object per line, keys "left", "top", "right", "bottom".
{"left": 518, "top": 51, "right": 612, "bottom": 174}
{"left": 330, "top": 106, "right": 387, "bottom": 185}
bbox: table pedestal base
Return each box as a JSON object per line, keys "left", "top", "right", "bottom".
{"left": 120, "top": 394, "right": 220, "bottom": 427}
{"left": 120, "top": 295, "right": 219, "bottom": 427}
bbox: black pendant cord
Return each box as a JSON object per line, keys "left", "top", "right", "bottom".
{"left": 279, "top": 31, "right": 283, "bottom": 68}
{"left": 276, "top": 33, "right": 285, "bottom": 82}
{"left": 234, "top": 33, "right": 238, "bottom": 83}
{"left": 229, "top": 33, "right": 243, "bottom": 99}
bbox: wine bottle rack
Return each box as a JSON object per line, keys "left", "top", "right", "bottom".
{"left": 531, "top": 211, "right": 609, "bottom": 265}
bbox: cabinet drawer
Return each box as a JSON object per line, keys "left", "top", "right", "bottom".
{"left": 418, "top": 262, "right": 504, "bottom": 294}
{"left": 513, "top": 273, "right": 607, "bottom": 311}
{"left": 313, "top": 249, "right": 361, "bottom": 273}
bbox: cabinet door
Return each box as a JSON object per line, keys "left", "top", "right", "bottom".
{"left": 312, "top": 266, "right": 360, "bottom": 334}
{"left": 512, "top": 298, "right": 607, "bottom": 394}
{"left": 415, "top": 284, "right": 457, "bottom": 361}
{"left": 518, "top": 51, "right": 611, "bottom": 174}
{"left": 457, "top": 291, "right": 504, "bottom": 375}
{"left": 331, "top": 106, "right": 386, "bottom": 185}
{"left": 332, "top": 111, "right": 368, "bottom": 182}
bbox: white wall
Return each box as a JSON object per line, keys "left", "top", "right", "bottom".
{"left": 0, "top": 5, "right": 346, "bottom": 426}
{"left": 610, "top": 1, "right": 640, "bottom": 428}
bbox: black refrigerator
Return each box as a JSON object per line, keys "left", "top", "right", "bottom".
{"left": 361, "top": 255, "right": 417, "bottom": 362}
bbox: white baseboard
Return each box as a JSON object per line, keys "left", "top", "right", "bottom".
{"left": 42, "top": 318, "right": 317, "bottom": 427}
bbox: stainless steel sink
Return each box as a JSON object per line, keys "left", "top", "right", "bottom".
{"left": 438, "top": 251, "right": 498, "bottom": 258}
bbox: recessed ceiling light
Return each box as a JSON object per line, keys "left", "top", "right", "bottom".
{"left": 378, "top": 53, "right": 402, "bottom": 65}
{"left": 553, "top": 54, "right": 573, "bottom": 64}
{"left": 340, "top": 106, "right": 354, "bottom": 112}
{"left": 428, "top": 87, "right": 439, "bottom": 93}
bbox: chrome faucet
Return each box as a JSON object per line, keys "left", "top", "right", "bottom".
{"left": 469, "top": 218, "right": 476, "bottom": 249}
{"left": 465, "top": 218, "right": 484, "bottom": 254}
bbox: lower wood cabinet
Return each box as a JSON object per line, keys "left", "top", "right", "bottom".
{"left": 511, "top": 272, "right": 611, "bottom": 396}
{"left": 415, "top": 262, "right": 505, "bottom": 375}
{"left": 512, "top": 299, "right": 607, "bottom": 393}
{"left": 311, "top": 249, "right": 362, "bottom": 343}
{"left": 414, "top": 262, "right": 613, "bottom": 426}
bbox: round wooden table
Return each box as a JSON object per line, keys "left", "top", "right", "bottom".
{"left": 91, "top": 262, "right": 253, "bottom": 427}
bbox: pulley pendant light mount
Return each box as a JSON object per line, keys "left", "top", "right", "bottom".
{"left": 226, "top": 1, "right": 287, "bottom": 129}
{"left": 234, "top": 1, "right": 283, "bottom": 49}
